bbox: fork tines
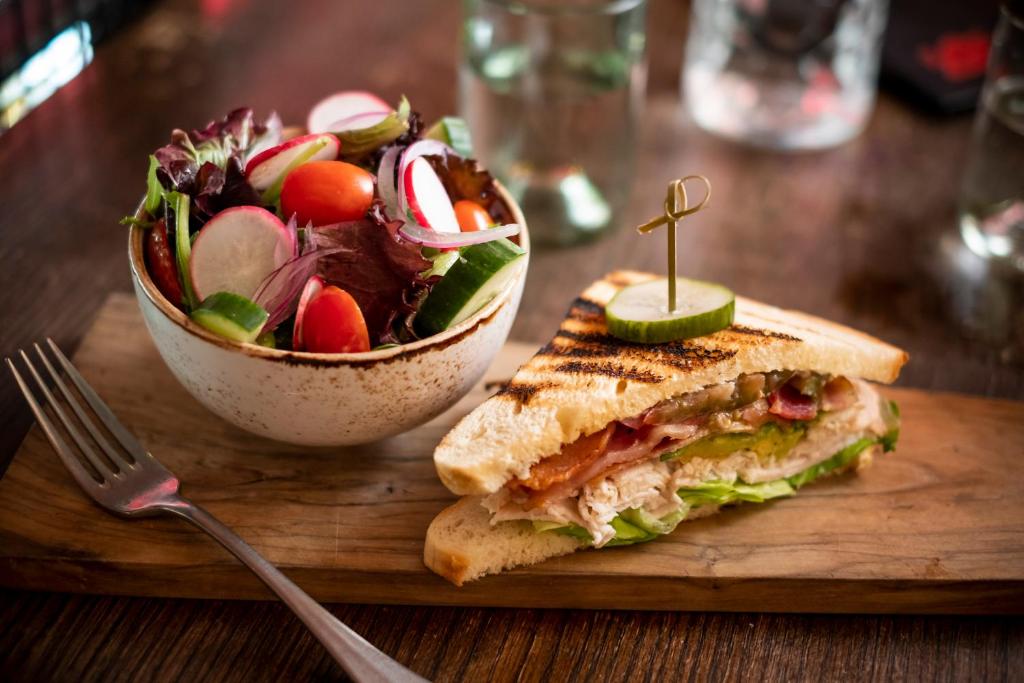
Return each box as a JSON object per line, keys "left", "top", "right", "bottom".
{"left": 6, "top": 340, "right": 138, "bottom": 490}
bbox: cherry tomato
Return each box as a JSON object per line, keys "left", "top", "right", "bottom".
{"left": 280, "top": 160, "right": 375, "bottom": 226}
{"left": 453, "top": 199, "right": 494, "bottom": 232}
{"left": 144, "top": 218, "right": 184, "bottom": 308}
{"left": 301, "top": 286, "right": 371, "bottom": 353}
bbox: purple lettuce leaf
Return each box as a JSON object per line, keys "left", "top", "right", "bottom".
{"left": 312, "top": 209, "right": 432, "bottom": 345}
{"left": 151, "top": 108, "right": 276, "bottom": 222}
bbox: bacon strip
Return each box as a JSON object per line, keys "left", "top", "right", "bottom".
{"left": 511, "top": 426, "right": 613, "bottom": 495}
{"left": 511, "top": 420, "right": 703, "bottom": 508}
{"left": 767, "top": 383, "right": 818, "bottom": 421}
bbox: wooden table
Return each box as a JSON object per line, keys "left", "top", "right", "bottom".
{"left": 1, "top": 0, "right": 1022, "bottom": 680}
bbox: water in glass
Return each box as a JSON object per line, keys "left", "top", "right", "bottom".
{"left": 959, "top": 76, "right": 1024, "bottom": 270}
{"left": 684, "top": 0, "right": 888, "bottom": 150}
{"left": 460, "top": 0, "right": 647, "bottom": 246}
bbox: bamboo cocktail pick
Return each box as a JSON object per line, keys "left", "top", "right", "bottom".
{"left": 636, "top": 175, "right": 712, "bottom": 313}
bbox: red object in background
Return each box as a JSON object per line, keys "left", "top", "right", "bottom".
{"left": 917, "top": 30, "right": 991, "bottom": 83}
{"left": 201, "top": 0, "right": 248, "bottom": 22}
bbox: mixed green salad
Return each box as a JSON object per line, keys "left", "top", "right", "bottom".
{"left": 127, "top": 91, "right": 526, "bottom": 352}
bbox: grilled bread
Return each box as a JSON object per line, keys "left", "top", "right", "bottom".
{"left": 434, "top": 271, "right": 908, "bottom": 496}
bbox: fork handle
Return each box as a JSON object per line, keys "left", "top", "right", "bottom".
{"left": 161, "top": 498, "right": 427, "bottom": 683}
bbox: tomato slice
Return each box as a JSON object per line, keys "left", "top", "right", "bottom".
{"left": 300, "top": 285, "right": 371, "bottom": 353}
{"left": 453, "top": 200, "right": 493, "bottom": 232}
{"left": 280, "top": 160, "right": 375, "bottom": 226}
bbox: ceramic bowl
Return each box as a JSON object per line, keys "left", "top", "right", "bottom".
{"left": 128, "top": 184, "right": 528, "bottom": 446}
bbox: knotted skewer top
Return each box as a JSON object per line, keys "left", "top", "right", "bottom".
{"left": 635, "top": 175, "right": 712, "bottom": 313}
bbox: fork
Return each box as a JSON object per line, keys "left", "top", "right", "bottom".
{"left": 7, "top": 340, "right": 427, "bottom": 683}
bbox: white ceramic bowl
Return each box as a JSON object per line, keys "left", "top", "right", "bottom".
{"left": 128, "top": 184, "right": 529, "bottom": 446}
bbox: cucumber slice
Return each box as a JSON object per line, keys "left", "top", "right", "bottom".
{"left": 424, "top": 116, "right": 473, "bottom": 157}
{"left": 606, "top": 278, "right": 735, "bottom": 344}
{"left": 414, "top": 238, "right": 526, "bottom": 337}
{"left": 190, "top": 291, "right": 269, "bottom": 343}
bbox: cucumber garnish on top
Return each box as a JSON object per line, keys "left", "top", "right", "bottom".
{"left": 607, "top": 175, "right": 733, "bottom": 344}
{"left": 606, "top": 278, "right": 734, "bottom": 344}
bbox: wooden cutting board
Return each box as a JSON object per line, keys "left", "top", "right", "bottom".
{"left": 1, "top": 294, "right": 1022, "bottom": 614}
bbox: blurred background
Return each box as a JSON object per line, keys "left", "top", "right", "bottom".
{"left": 0, "top": 0, "right": 1021, "bottom": 407}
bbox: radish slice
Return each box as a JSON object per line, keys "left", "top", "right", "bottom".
{"left": 398, "top": 222, "right": 521, "bottom": 248}
{"left": 404, "top": 157, "right": 460, "bottom": 233}
{"left": 292, "top": 275, "right": 325, "bottom": 351}
{"left": 244, "top": 133, "right": 340, "bottom": 192}
{"left": 396, "top": 139, "right": 457, "bottom": 224}
{"left": 190, "top": 207, "right": 294, "bottom": 302}
{"left": 377, "top": 146, "right": 401, "bottom": 214}
{"left": 327, "top": 110, "right": 393, "bottom": 133}
{"left": 307, "top": 91, "right": 390, "bottom": 134}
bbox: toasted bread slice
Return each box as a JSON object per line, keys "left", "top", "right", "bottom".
{"left": 434, "top": 271, "right": 907, "bottom": 496}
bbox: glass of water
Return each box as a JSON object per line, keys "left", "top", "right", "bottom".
{"left": 684, "top": 0, "right": 888, "bottom": 150}
{"left": 460, "top": 0, "right": 648, "bottom": 246}
{"left": 958, "top": 2, "right": 1024, "bottom": 272}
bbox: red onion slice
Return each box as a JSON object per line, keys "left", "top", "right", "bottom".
{"left": 377, "top": 146, "right": 401, "bottom": 215}
{"left": 397, "top": 222, "right": 520, "bottom": 248}
{"left": 253, "top": 223, "right": 345, "bottom": 333}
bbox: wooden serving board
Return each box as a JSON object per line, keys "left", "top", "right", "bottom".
{"left": 1, "top": 294, "right": 1023, "bottom": 614}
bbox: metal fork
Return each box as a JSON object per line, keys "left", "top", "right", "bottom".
{"left": 7, "top": 339, "right": 427, "bottom": 683}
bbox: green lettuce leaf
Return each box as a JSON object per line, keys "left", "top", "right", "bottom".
{"left": 785, "top": 437, "right": 873, "bottom": 489}
{"left": 880, "top": 400, "right": 900, "bottom": 452}
{"left": 144, "top": 154, "right": 163, "bottom": 215}
{"left": 677, "top": 479, "right": 795, "bottom": 507}
{"left": 532, "top": 520, "right": 592, "bottom": 541}
{"left": 605, "top": 517, "right": 657, "bottom": 546}
{"left": 619, "top": 505, "right": 688, "bottom": 536}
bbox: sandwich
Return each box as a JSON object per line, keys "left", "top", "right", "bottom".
{"left": 425, "top": 271, "right": 908, "bottom": 585}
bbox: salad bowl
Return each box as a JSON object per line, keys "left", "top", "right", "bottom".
{"left": 127, "top": 183, "right": 529, "bottom": 447}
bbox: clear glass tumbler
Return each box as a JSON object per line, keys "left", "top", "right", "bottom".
{"left": 958, "top": 2, "right": 1024, "bottom": 272}
{"left": 460, "top": 0, "right": 648, "bottom": 246}
{"left": 684, "top": 0, "right": 888, "bottom": 150}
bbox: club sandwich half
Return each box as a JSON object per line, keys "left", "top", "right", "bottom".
{"left": 425, "top": 271, "right": 908, "bottom": 585}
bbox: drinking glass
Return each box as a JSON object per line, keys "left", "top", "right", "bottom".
{"left": 958, "top": 1, "right": 1024, "bottom": 272}
{"left": 684, "top": 0, "right": 888, "bottom": 150}
{"left": 460, "top": 0, "right": 648, "bottom": 246}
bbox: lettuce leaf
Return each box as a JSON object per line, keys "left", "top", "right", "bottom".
{"left": 880, "top": 400, "right": 900, "bottom": 452}
{"left": 785, "top": 437, "right": 871, "bottom": 489}
{"left": 677, "top": 479, "right": 795, "bottom": 507}
{"left": 532, "top": 520, "right": 592, "bottom": 541}
{"left": 147, "top": 108, "right": 273, "bottom": 223}
{"left": 605, "top": 517, "right": 658, "bottom": 546}
{"left": 144, "top": 154, "right": 163, "bottom": 215}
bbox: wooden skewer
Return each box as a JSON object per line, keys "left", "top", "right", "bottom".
{"left": 636, "top": 175, "right": 712, "bottom": 313}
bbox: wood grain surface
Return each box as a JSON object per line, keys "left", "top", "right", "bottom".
{"left": 1, "top": 0, "right": 1023, "bottom": 680}
{"left": 2, "top": 293, "right": 1022, "bottom": 614}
